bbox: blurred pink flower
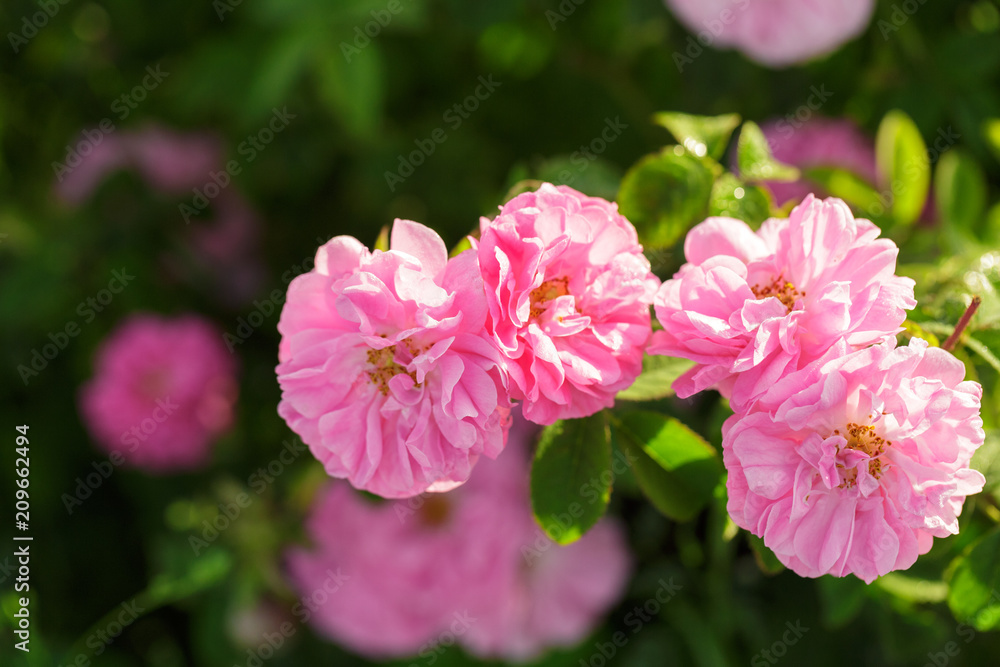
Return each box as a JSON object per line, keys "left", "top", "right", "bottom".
{"left": 276, "top": 220, "right": 510, "bottom": 499}
{"left": 184, "top": 192, "right": 267, "bottom": 306}
{"left": 724, "top": 337, "right": 985, "bottom": 583}
{"left": 477, "top": 184, "right": 659, "bottom": 425}
{"left": 79, "top": 314, "right": 238, "bottom": 472}
{"left": 664, "top": 0, "right": 875, "bottom": 67}
{"left": 55, "top": 124, "right": 222, "bottom": 203}
{"left": 759, "top": 117, "right": 878, "bottom": 206}
{"left": 287, "top": 409, "right": 629, "bottom": 660}
{"left": 54, "top": 123, "right": 265, "bottom": 305}
{"left": 127, "top": 126, "right": 222, "bottom": 194}
{"left": 650, "top": 195, "right": 915, "bottom": 412}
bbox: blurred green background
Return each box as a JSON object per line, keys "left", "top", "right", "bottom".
{"left": 3, "top": 0, "right": 1000, "bottom": 665}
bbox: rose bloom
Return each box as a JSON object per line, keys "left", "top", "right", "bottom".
{"left": 758, "top": 117, "right": 878, "bottom": 206}
{"left": 276, "top": 219, "right": 510, "bottom": 499}
{"left": 724, "top": 337, "right": 985, "bottom": 583}
{"left": 286, "top": 410, "right": 630, "bottom": 660}
{"left": 651, "top": 194, "right": 916, "bottom": 412}
{"left": 477, "top": 184, "right": 659, "bottom": 425}
{"left": 664, "top": 0, "right": 875, "bottom": 67}
{"left": 78, "top": 314, "right": 237, "bottom": 472}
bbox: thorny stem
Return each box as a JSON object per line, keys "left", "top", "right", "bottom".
{"left": 942, "top": 296, "right": 981, "bottom": 352}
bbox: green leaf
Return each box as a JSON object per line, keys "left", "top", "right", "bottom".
{"left": 737, "top": 121, "right": 800, "bottom": 183}
{"left": 448, "top": 235, "right": 472, "bottom": 257}
{"left": 652, "top": 111, "right": 741, "bottom": 161}
{"left": 818, "top": 576, "right": 868, "bottom": 629}
{"left": 617, "top": 148, "right": 715, "bottom": 249}
{"left": 240, "top": 32, "right": 314, "bottom": 126}
{"left": 314, "top": 39, "right": 384, "bottom": 141}
{"left": 530, "top": 414, "right": 612, "bottom": 545}
{"left": 983, "top": 118, "right": 1000, "bottom": 165}
{"left": 935, "top": 149, "right": 987, "bottom": 232}
{"left": 802, "top": 166, "right": 884, "bottom": 214}
{"left": 947, "top": 527, "right": 1000, "bottom": 630}
{"left": 875, "top": 110, "right": 931, "bottom": 228}
{"left": 985, "top": 202, "right": 1000, "bottom": 245}
{"left": 971, "top": 434, "right": 1000, "bottom": 492}
{"left": 747, "top": 533, "right": 785, "bottom": 575}
{"left": 965, "top": 336, "right": 1000, "bottom": 374}
{"left": 611, "top": 411, "right": 721, "bottom": 521}
{"left": 374, "top": 225, "right": 390, "bottom": 252}
{"left": 901, "top": 320, "right": 941, "bottom": 347}
{"left": 477, "top": 22, "right": 554, "bottom": 79}
{"left": 146, "top": 548, "right": 233, "bottom": 604}
{"left": 876, "top": 573, "right": 948, "bottom": 604}
{"left": 617, "top": 355, "right": 694, "bottom": 402}
{"left": 708, "top": 173, "right": 771, "bottom": 227}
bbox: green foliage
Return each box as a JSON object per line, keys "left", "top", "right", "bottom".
{"left": 652, "top": 111, "right": 741, "bottom": 161}
{"left": 617, "top": 147, "right": 715, "bottom": 248}
{"left": 616, "top": 354, "right": 693, "bottom": 402}
{"left": 708, "top": 173, "right": 771, "bottom": 227}
{"left": 747, "top": 533, "right": 785, "bottom": 575}
{"left": 736, "top": 121, "right": 799, "bottom": 183}
{"left": 935, "top": 149, "right": 988, "bottom": 233}
{"left": 947, "top": 528, "right": 1000, "bottom": 631}
{"left": 875, "top": 110, "right": 931, "bottom": 229}
{"left": 5, "top": 1, "right": 1000, "bottom": 665}
{"left": 802, "top": 166, "right": 884, "bottom": 214}
{"left": 611, "top": 411, "right": 721, "bottom": 521}
{"left": 530, "top": 414, "right": 612, "bottom": 545}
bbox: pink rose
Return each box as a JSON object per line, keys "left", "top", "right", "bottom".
{"left": 724, "top": 338, "right": 985, "bottom": 583}
{"left": 78, "top": 314, "right": 238, "bottom": 472}
{"left": 286, "top": 409, "right": 630, "bottom": 659}
{"left": 276, "top": 220, "right": 510, "bottom": 498}
{"left": 664, "top": 0, "right": 875, "bottom": 67}
{"left": 477, "top": 184, "right": 659, "bottom": 425}
{"left": 651, "top": 194, "right": 915, "bottom": 411}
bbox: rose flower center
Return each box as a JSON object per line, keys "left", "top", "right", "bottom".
{"left": 366, "top": 339, "right": 424, "bottom": 395}
{"left": 750, "top": 275, "right": 805, "bottom": 313}
{"left": 835, "top": 422, "right": 892, "bottom": 489}
{"left": 529, "top": 276, "right": 572, "bottom": 319}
